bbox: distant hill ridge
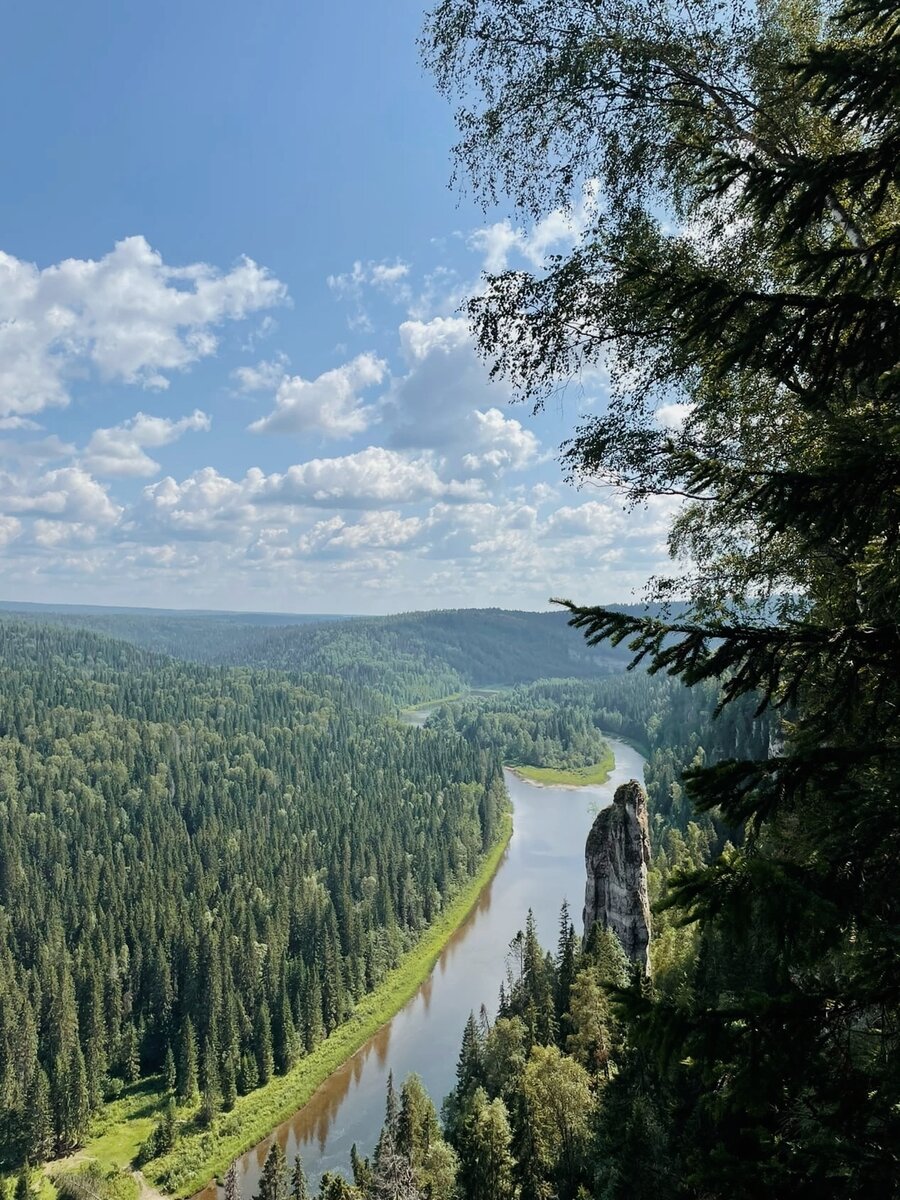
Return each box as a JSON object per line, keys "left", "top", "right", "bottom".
{"left": 0, "top": 602, "right": 675, "bottom": 707}
{"left": 0, "top": 598, "right": 345, "bottom": 623}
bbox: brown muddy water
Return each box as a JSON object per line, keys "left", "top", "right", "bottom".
{"left": 194, "top": 731, "right": 646, "bottom": 1196}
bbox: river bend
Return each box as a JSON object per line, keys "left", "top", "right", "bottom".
{"left": 198, "top": 732, "right": 646, "bottom": 1195}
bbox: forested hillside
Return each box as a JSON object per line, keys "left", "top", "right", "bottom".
{"left": 0, "top": 620, "right": 506, "bottom": 1169}
{"left": 429, "top": 674, "right": 769, "bottom": 837}
{"left": 0, "top": 607, "right": 639, "bottom": 708}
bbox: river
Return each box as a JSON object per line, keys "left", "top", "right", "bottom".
{"left": 198, "top": 728, "right": 646, "bottom": 1196}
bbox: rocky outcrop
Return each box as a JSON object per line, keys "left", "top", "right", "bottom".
{"left": 583, "top": 779, "right": 652, "bottom": 973}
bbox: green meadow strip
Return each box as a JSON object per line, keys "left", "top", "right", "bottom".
{"left": 509, "top": 747, "right": 616, "bottom": 788}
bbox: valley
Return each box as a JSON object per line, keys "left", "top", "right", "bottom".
{"left": 0, "top": 599, "right": 842, "bottom": 1200}
{"left": 0, "top": 605, "right": 660, "bottom": 1199}
{"left": 198, "top": 740, "right": 644, "bottom": 1197}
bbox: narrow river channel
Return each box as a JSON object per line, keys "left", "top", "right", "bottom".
{"left": 198, "top": 727, "right": 646, "bottom": 1196}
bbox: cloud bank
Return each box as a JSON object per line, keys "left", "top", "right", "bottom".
{"left": 0, "top": 219, "right": 676, "bottom": 612}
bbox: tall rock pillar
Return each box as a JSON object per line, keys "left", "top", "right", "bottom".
{"left": 583, "top": 779, "right": 652, "bottom": 973}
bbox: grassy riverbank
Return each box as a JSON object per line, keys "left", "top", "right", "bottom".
{"left": 43, "top": 1079, "right": 168, "bottom": 1189}
{"left": 510, "top": 745, "right": 615, "bottom": 788}
{"left": 61, "top": 810, "right": 513, "bottom": 1199}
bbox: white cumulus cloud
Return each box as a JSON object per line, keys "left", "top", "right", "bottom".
{"left": 0, "top": 515, "right": 22, "bottom": 546}
{"left": 655, "top": 402, "right": 693, "bottom": 431}
{"left": 0, "top": 417, "right": 42, "bottom": 431}
{"left": 0, "top": 434, "right": 76, "bottom": 463}
{"left": 33, "top": 520, "right": 101, "bottom": 547}
{"left": 297, "top": 510, "right": 424, "bottom": 556}
{"left": 462, "top": 408, "right": 540, "bottom": 473}
{"left": 248, "top": 353, "right": 386, "bottom": 438}
{"left": 233, "top": 353, "right": 290, "bottom": 393}
{"left": 0, "top": 236, "right": 287, "bottom": 417}
{"left": 82, "top": 410, "right": 211, "bottom": 477}
{"left": 544, "top": 500, "right": 627, "bottom": 541}
{"left": 136, "top": 448, "right": 484, "bottom": 542}
{"left": 1, "top": 466, "right": 122, "bottom": 525}
{"left": 256, "top": 447, "right": 482, "bottom": 508}
{"left": 385, "top": 317, "right": 541, "bottom": 476}
{"left": 137, "top": 467, "right": 255, "bottom": 539}
{"left": 470, "top": 181, "right": 601, "bottom": 272}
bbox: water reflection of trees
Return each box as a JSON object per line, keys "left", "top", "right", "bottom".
{"left": 195, "top": 752, "right": 654, "bottom": 1200}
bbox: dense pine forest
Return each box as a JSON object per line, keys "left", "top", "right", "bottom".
{"left": 424, "top": 682, "right": 616, "bottom": 776}
{"left": 0, "top": 592, "right": 778, "bottom": 1200}
{"left": 0, "top": 619, "right": 506, "bottom": 1168}
{"left": 425, "top": 677, "right": 770, "bottom": 815}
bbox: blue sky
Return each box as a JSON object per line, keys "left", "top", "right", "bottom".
{"left": 0, "top": 0, "right": 675, "bottom": 613}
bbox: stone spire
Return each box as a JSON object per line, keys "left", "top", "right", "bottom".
{"left": 583, "top": 779, "right": 652, "bottom": 973}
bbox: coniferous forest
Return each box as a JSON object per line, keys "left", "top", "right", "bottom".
{"left": 0, "top": 619, "right": 507, "bottom": 1166}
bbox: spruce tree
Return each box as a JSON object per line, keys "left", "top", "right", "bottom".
{"left": 199, "top": 1035, "right": 221, "bottom": 1125}
{"left": 371, "top": 1071, "right": 423, "bottom": 1199}
{"left": 122, "top": 1022, "right": 140, "bottom": 1085}
{"left": 290, "top": 1154, "right": 310, "bottom": 1200}
{"left": 163, "top": 1045, "right": 176, "bottom": 1094}
{"left": 553, "top": 902, "right": 577, "bottom": 1043}
{"left": 255, "top": 1002, "right": 274, "bottom": 1086}
{"left": 63, "top": 1040, "right": 90, "bottom": 1149}
{"left": 349, "top": 1145, "right": 371, "bottom": 1194}
{"left": 254, "top": 1142, "right": 288, "bottom": 1200}
{"left": 14, "top": 1165, "right": 32, "bottom": 1200}
{"left": 81, "top": 976, "right": 107, "bottom": 1111}
{"left": 175, "top": 1017, "right": 198, "bottom": 1103}
{"left": 274, "top": 987, "right": 297, "bottom": 1075}
{"left": 24, "top": 1066, "right": 52, "bottom": 1162}
{"left": 469, "top": 1094, "right": 516, "bottom": 1200}
{"left": 397, "top": 1074, "right": 439, "bottom": 1172}
{"left": 222, "top": 1053, "right": 238, "bottom": 1112}
{"left": 303, "top": 966, "right": 324, "bottom": 1052}
{"left": 455, "top": 1013, "right": 484, "bottom": 1097}
{"left": 147, "top": 1097, "right": 178, "bottom": 1157}
{"left": 316, "top": 1175, "right": 356, "bottom": 1200}
{"left": 373, "top": 1070, "right": 399, "bottom": 1168}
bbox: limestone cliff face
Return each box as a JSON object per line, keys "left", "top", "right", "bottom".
{"left": 583, "top": 779, "right": 652, "bottom": 972}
